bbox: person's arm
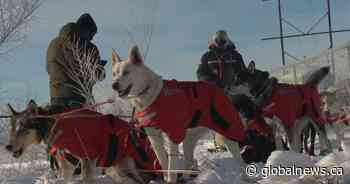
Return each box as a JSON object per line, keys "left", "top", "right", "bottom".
{"left": 235, "top": 51, "right": 246, "bottom": 71}
{"left": 196, "top": 52, "right": 219, "bottom": 83}
{"left": 46, "top": 39, "right": 71, "bottom": 83}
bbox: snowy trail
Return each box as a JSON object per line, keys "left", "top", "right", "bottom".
{"left": 0, "top": 129, "right": 349, "bottom": 183}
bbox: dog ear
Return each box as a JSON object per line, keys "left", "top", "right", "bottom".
{"left": 129, "top": 45, "right": 143, "bottom": 64}
{"left": 248, "top": 60, "right": 256, "bottom": 74}
{"left": 7, "top": 104, "right": 18, "bottom": 115}
{"left": 27, "top": 99, "right": 38, "bottom": 114}
{"left": 111, "top": 48, "right": 122, "bottom": 66}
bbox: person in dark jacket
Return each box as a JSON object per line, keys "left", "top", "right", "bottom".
{"left": 46, "top": 13, "right": 106, "bottom": 108}
{"left": 197, "top": 31, "right": 274, "bottom": 161}
{"left": 45, "top": 13, "right": 106, "bottom": 174}
{"left": 197, "top": 30, "right": 247, "bottom": 151}
{"left": 197, "top": 30, "right": 246, "bottom": 88}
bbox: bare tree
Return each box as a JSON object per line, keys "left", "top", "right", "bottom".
{"left": 122, "top": 0, "right": 159, "bottom": 61}
{"left": 0, "top": 0, "right": 43, "bottom": 56}
{"left": 60, "top": 37, "right": 105, "bottom": 105}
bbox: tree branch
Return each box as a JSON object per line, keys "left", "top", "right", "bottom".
{"left": 0, "top": 0, "right": 43, "bottom": 56}
{"left": 60, "top": 37, "right": 102, "bottom": 105}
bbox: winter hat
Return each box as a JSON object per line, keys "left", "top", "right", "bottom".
{"left": 210, "top": 30, "right": 234, "bottom": 49}
{"left": 212, "top": 30, "right": 232, "bottom": 48}
{"left": 76, "top": 13, "right": 97, "bottom": 35}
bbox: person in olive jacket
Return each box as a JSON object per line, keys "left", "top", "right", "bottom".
{"left": 46, "top": 13, "right": 106, "bottom": 108}
{"left": 45, "top": 13, "right": 106, "bottom": 174}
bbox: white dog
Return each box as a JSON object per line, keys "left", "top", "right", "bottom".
{"left": 111, "top": 45, "right": 247, "bottom": 183}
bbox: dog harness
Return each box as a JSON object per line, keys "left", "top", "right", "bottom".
{"left": 50, "top": 110, "right": 160, "bottom": 171}
{"left": 135, "top": 80, "right": 246, "bottom": 144}
{"left": 262, "top": 83, "right": 326, "bottom": 128}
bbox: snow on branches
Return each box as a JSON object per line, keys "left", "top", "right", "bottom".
{"left": 61, "top": 37, "right": 105, "bottom": 105}
{"left": 0, "top": 0, "right": 42, "bottom": 55}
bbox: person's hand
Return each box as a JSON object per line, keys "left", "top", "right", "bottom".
{"left": 98, "top": 59, "right": 108, "bottom": 66}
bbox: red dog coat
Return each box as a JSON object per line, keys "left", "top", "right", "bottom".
{"left": 51, "top": 110, "right": 160, "bottom": 171}
{"left": 262, "top": 83, "right": 325, "bottom": 128}
{"left": 136, "top": 80, "right": 246, "bottom": 144}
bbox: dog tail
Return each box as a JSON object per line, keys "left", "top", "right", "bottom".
{"left": 303, "top": 66, "right": 330, "bottom": 87}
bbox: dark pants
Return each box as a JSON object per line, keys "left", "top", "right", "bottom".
{"left": 50, "top": 96, "right": 86, "bottom": 108}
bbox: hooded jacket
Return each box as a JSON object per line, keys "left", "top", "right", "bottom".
{"left": 197, "top": 44, "right": 246, "bottom": 88}
{"left": 46, "top": 20, "right": 105, "bottom": 105}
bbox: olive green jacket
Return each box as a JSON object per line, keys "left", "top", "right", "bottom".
{"left": 46, "top": 22, "right": 105, "bottom": 104}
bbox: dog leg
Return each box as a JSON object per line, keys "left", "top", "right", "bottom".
{"left": 290, "top": 118, "right": 309, "bottom": 153}
{"left": 310, "top": 126, "right": 316, "bottom": 155}
{"left": 118, "top": 156, "right": 146, "bottom": 184}
{"left": 302, "top": 126, "right": 309, "bottom": 154}
{"left": 58, "top": 156, "right": 75, "bottom": 184}
{"left": 166, "top": 136, "right": 180, "bottom": 184}
{"left": 106, "top": 157, "right": 145, "bottom": 184}
{"left": 268, "top": 117, "right": 285, "bottom": 150}
{"left": 333, "top": 123, "right": 344, "bottom": 151}
{"left": 122, "top": 156, "right": 146, "bottom": 184}
{"left": 81, "top": 158, "right": 96, "bottom": 184}
{"left": 180, "top": 128, "right": 208, "bottom": 182}
{"left": 338, "top": 129, "right": 345, "bottom": 152}
{"left": 311, "top": 121, "right": 332, "bottom": 154}
{"left": 143, "top": 127, "right": 170, "bottom": 182}
{"left": 183, "top": 127, "right": 207, "bottom": 171}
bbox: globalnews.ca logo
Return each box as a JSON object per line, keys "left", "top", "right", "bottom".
{"left": 246, "top": 163, "right": 344, "bottom": 178}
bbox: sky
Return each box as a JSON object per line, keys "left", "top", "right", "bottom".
{"left": 0, "top": 0, "right": 350, "bottom": 103}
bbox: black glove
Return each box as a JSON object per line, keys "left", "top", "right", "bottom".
{"left": 98, "top": 59, "right": 108, "bottom": 66}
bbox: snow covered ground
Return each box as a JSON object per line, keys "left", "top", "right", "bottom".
{"left": 0, "top": 122, "right": 350, "bottom": 184}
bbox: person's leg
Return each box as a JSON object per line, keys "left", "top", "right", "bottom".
{"left": 214, "top": 133, "right": 226, "bottom": 151}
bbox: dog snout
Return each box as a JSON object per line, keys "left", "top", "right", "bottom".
{"left": 112, "top": 81, "right": 119, "bottom": 91}
{"left": 5, "top": 144, "right": 13, "bottom": 151}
